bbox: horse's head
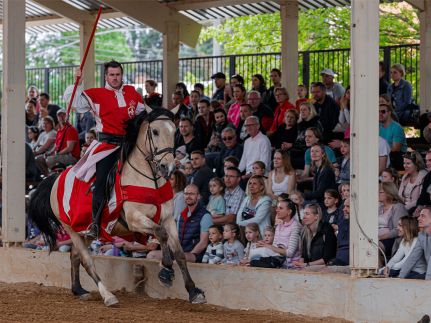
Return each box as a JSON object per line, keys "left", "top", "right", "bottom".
{"left": 136, "top": 105, "right": 176, "bottom": 179}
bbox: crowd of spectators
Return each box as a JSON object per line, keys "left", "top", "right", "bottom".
{"left": 20, "top": 63, "right": 431, "bottom": 280}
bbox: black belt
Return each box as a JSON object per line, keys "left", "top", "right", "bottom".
{"left": 97, "top": 132, "right": 125, "bottom": 145}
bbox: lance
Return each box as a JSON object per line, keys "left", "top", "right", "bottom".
{"left": 66, "top": 5, "right": 103, "bottom": 121}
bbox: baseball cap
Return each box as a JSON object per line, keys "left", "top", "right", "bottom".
{"left": 211, "top": 72, "right": 226, "bottom": 80}
{"left": 320, "top": 68, "right": 336, "bottom": 77}
{"left": 176, "top": 145, "right": 187, "bottom": 157}
{"left": 56, "top": 108, "right": 67, "bottom": 115}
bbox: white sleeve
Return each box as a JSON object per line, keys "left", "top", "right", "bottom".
{"left": 378, "top": 137, "right": 390, "bottom": 157}
{"left": 262, "top": 136, "right": 272, "bottom": 174}
{"left": 63, "top": 85, "right": 91, "bottom": 113}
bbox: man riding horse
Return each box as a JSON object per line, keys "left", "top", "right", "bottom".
{"left": 64, "top": 60, "right": 144, "bottom": 238}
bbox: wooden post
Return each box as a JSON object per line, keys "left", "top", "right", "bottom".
{"left": 419, "top": 0, "right": 431, "bottom": 112}
{"left": 350, "top": 0, "right": 380, "bottom": 276}
{"left": 1, "top": 0, "right": 26, "bottom": 244}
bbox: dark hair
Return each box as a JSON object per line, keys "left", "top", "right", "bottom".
{"left": 233, "top": 83, "right": 246, "bottom": 93}
{"left": 39, "top": 92, "right": 50, "bottom": 100}
{"left": 225, "top": 166, "right": 241, "bottom": 177}
{"left": 278, "top": 197, "right": 297, "bottom": 219}
{"left": 252, "top": 74, "right": 266, "bottom": 88}
{"left": 211, "top": 100, "right": 222, "bottom": 109}
{"left": 240, "top": 103, "right": 252, "bottom": 110}
{"left": 145, "top": 79, "right": 157, "bottom": 87}
{"left": 175, "top": 82, "right": 190, "bottom": 97}
{"left": 28, "top": 98, "right": 38, "bottom": 106}
{"left": 230, "top": 74, "right": 244, "bottom": 84}
{"left": 28, "top": 126, "right": 40, "bottom": 137}
{"left": 198, "top": 99, "right": 210, "bottom": 106}
{"left": 171, "top": 170, "right": 187, "bottom": 192}
{"left": 104, "top": 60, "right": 123, "bottom": 75}
{"left": 271, "top": 68, "right": 281, "bottom": 77}
{"left": 305, "top": 127, "right": 323, "bottom": 141}
{"left": 310, "top": 82, "right": 326, "bottom": 91}
{"left": 179, "top": 116, "right": 193, "bottom": 125}
{"left": 379, "top": 61, "right": 386, "bottom": 71}
{"left": 194, "top": 83, "right": 204, "bottom": 91}
{"left": 224, "top": 223, "right": 240, "bottom": 237}
{"left": 224, "top": 156, "right": 240, "bottom": 167}
{"left": 253, "top": 160, "right": 266, "bottom": 170}
{"left": 173, "top": 90, "right": 184, "bottom": 100}
{"left": 86, "top": 129, "right": 97, "bottom": 138}
{"left": 190, "top": 90, "right": 200, "bottom": 97}
{"left": 191, "top": 150, "right": 205, "bottom": 157}
{"left": 209, "top": 224, "right": 223, "bottom": 235}
{"left": 324, "top": 189, "right": 341, "bottom": 206}
{"left": 213, "top": 108, "right": 227, "bottom": 118}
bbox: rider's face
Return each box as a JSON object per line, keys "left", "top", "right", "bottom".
{"left": 105, "top": 67, "right": 123, "bottom": 90}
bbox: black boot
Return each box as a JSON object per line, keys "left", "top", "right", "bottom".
{"left": 88, "top": 195, "right": 105, "bottom": 239}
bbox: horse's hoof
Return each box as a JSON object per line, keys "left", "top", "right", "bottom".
{"left": 78, "top": 293, "right": 91, "bottom": 301}
{"left": 104, "top": 296, "right": 119, "bottom": 307}
{"left": 158, "top": 267, "right": 174, "bottom": 288}
{"left": 189, "top": 288, "right": 206, "bottom": 304}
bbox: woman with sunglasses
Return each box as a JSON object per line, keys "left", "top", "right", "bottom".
{"left": 293, "top": 203, "right": 337, "bottom": 268}
{"left": 398, "top": 151, "right": 427, "bottom": 212}
{"left": 303, "top": 144, "right": 337, "bottom": 204}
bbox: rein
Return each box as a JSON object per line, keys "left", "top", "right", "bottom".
{"left": 124, "top": 111, "right": 174, "bottom": 189}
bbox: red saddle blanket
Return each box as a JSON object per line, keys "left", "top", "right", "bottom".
{"left": 56, "top": 166, "right": 173, "bottom": 242}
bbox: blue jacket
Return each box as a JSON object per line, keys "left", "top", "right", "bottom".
{"left": 387, "top": 78, "right": 413, "bottom": 113}
{"left": 178, "top": 205, "right": 208, "bottom": 253}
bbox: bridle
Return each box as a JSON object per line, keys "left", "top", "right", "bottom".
{"left": 126, "top": 111, "right": 175, "bottom": 189}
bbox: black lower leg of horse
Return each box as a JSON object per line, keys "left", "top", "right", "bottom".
{"left": 154, "top": 225, "right": 175, "bottom": 286}
{"left": 70, "top": 245, "right": 89, "bottom": 297}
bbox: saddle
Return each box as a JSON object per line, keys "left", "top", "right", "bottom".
{"left": 56, "top": 165, "right": 173, "bottom": 242}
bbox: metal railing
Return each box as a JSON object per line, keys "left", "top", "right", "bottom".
{"left": 17, "top": 43, "right": 420, "bottom": 107}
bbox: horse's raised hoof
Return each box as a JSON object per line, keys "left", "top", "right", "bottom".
{"left": 189, "top": 288, "right": 206, "bottom": 304}
{"left": 104, "top": 295, "right": 119, "bottom": 307}
{"left": 158, "top": 267, "right": 175, "bottom": 287}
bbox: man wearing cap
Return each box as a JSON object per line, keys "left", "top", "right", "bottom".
{"left": 211, "top": 72, "right": 226, "bottom": 105}
{"left": 320, "top": 68, "right": 345, "bottom": 103}
{"left": 64, "top": 60, "right": 145, "bottom": 237}
{"left": 36, "top": 108, "right": 80, "bottom": 176}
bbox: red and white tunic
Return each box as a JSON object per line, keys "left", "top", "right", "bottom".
{"left": 64, "top": 84, "right": 145, "bottom": 181}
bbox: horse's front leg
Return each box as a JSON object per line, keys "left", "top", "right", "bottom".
{"left": 163, "top": 216, "right": 206, "bottom": 304}
{"left": 63, "top": 225, "right": 118, "bottom": 307}
{"left": 125, "top": 206, "right": 175, "bottom": 287}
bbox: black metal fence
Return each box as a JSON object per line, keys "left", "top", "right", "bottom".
{"left": 20, "top": 43, "right": 419, "bottom": 107}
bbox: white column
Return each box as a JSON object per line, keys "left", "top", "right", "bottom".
{"left": 280, "top": 0, "right": 298, "bottom": 100}
{"left": 350, "top": 0, "right": 380, "bottom": 276}
{"left": 162, "top": 21, "right": 180, "bottom": 109}
{"left": 419, "top": 1, "right": 431, "bottom": 113}
{"left": 80, "top": 20, "right": 96, "bottom": 89}
{"left": 1, "top": 0, "right": 26, "bottom": 245}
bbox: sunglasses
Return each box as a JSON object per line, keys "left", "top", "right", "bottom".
{"left": 222, "top": 136, "right": 234, "bottom": 141}
{"left": 379, "top": 109, "right": 388, "bottom": 114}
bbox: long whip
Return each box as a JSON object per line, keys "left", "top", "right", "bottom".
{"left": 66, "top": 5, "right": 103, "bottom": 121}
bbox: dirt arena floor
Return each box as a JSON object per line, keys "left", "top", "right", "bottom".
{"left": 0, "top": 282, "right": 349, "bottom": 323}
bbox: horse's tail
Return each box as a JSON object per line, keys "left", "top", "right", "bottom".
{"left": 28, "top": 174, "right": 62, "bottom": 251}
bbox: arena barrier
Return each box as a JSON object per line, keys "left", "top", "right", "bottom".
{"left": 0, "top": 247, "right": 429, "bottom": 322}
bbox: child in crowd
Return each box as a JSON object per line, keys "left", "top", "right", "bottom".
{"left": 222, "top": 223, "right": 244, "bottom": 265}
{"left": 336, "top": 139, "right": 350, "bottom": 183}
{"left": 202, "top": 225, "right": 224, "bottom": 264}
{"left": 207, "top": 133, "right": 221, "bottom": 152}
{"left": 289, "top": 190, "right": 305, "bottom": 222}
{"left": 323, "top": 189, "right": 342, "bottom": 231}
{"left": 380, "top": 168, "right": 399, "bottom": 187}
{"left": 183, "top": 161, "right": 193, "bottom": 182}
{"left": 339, "top": 182, "right": 350, "bottom": 201}
{"left": 81, "top": 129, "right": 97, "bottom": 157}
{"left": 240, "top": 223, "right": 261, "bottom": 266}
{"left": 207, "top": 177, "right": 226, "bottom": 218}
{"left": 174, "top": 146, "right": 189, "bottom": 171}
{"left": 249, "top": 226, "right": 280, "bottom": 260}
{"left": 252, "top": 161, "right": 266, "bottom": 177}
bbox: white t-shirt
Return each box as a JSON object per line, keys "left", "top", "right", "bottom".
{"left": 379, "top": 136, "right": 391, "bottom": 168}
{"left": 34, "top": 129, "right": 57, "bottom": 155}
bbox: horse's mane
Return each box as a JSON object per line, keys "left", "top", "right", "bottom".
{"left": 121, "top": 107, "right": 175, "bottom": 164}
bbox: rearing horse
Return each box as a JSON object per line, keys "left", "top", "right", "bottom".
{"left": 29, "top": 106, "right": 206, "bottom": 306}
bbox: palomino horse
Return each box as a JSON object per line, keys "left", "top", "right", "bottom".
{"left": 29, "top": 106, "right": 206, "bottom": 306}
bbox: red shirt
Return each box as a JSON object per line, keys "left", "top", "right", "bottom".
{"left": 55, "top": 124, "right": 80, "bottom": 160}
{"left": 270, "top": 100, "right": 296, "bottom": 133}
{"left": 84, "top": 85, "right": 143, "bottom": 136}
